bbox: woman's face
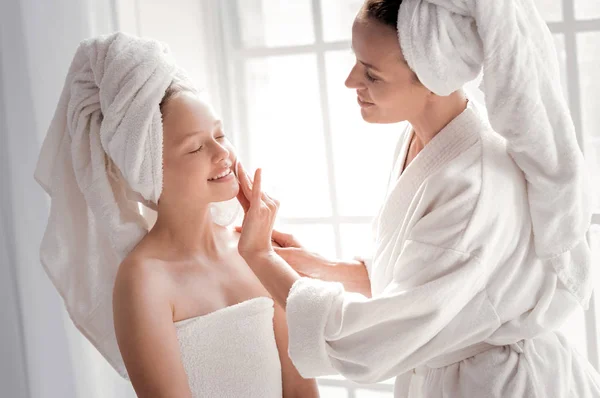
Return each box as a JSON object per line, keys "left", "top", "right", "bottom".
{"left": 160, "top": 92, "right": 239, "bottom": 207}
{"left": 345, "top": 15, "right": 431, "bottom": 124}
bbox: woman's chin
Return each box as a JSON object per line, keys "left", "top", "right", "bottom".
{"left": 360, "top": 108, "right": 402, "bottom": 124}
{"left": 360, "top": 107, "right": 379, "bottom": 123}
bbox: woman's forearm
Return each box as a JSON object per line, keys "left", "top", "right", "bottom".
{"left": 244, "top": 252, "right": 372, "bottom": 310}
{"left": 244, "top": 252, "right": 301, "bottom": 308}
{"left": 308, "top": 260, "right": 372, "bottom": 298}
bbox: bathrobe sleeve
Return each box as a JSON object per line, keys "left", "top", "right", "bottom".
{"left": 285, "top": 242, "right": 497, "bottom": 383}
{"left": 285, "top": 156, "right": 502, "bottom": 383}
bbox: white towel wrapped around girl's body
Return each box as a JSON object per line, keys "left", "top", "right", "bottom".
{"left": 34, "top": 32, "right": 299, "bottom": 397}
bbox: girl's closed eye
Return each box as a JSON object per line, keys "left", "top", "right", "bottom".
{"left": 191, "top": 145, "right": 203, "bottom": 154}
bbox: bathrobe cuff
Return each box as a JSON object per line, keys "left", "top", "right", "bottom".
{"left": 286, "top": 277, "right": 344, "bottom": 378}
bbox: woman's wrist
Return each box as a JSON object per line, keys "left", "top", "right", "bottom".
{"left": 242, "top": 249, "right": 301, "bottom": 307}
{"left": 240, "top": 249, "right": 277, "bottom": 263}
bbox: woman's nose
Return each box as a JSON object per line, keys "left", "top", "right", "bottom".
{"left": 345, "top": 64, "right": 362, "bottom": 89}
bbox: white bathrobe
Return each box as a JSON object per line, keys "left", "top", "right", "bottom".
{"left": 286, "top": 102, "right": 600, "bottom": 397}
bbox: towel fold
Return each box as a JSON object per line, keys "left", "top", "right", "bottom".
{"left": 34, "top": 32, "right": 177, "bottom": 378}
{"left": 397, "top": 0, "right": 592, "bottom": 302}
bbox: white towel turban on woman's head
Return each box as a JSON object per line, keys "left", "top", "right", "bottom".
{"left": 397, "top": 0, "right": 593, "bottom": 303}
{"left": 34, "top": 32, "right": 183, "bottom": 378}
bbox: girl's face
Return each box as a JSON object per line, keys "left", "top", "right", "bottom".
{"left": 160, "top": 92, "right": 239, "bottom": 207}
{"left": 345, "top": 15, "right": 431, "bottom": 124}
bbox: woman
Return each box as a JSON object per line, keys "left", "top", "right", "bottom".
{"left": 112, "top": 79, "right": 319, "bottom": 398}
{"left": 236, "top": 0, "right": 600, "bottom": 397}
{"left": 35, "top": 33, "right": 318, "bottom": 398}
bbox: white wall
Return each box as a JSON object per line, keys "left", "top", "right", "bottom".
{"left": 0, "top": 0, "right": 117, "bottom": 397}
{"left": 0, "top": 1, "right": 218, "bottom": 397}
{"left": 0, "top": 37, "right": 31, "bottom": 398}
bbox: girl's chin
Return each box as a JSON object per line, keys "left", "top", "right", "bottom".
{"left": 210, "top": 183, "right": 239, "bottom": 202}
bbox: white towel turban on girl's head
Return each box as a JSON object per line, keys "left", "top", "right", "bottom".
{"left": 34, "top": 32, "right": 179, "bottom": 378}
{"left": 397, "top": 0, "right": 593, "bottom": 303}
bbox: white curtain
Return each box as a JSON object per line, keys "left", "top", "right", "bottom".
{"left": 0, "top": 0, "right": 122, "bottom": 396}
{"left": 0, "top": 0, "right": 220, "bottom": 397}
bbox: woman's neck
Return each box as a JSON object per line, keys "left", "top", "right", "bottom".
{"left": 409, "top": 91, "right": 468, "bottom": 147}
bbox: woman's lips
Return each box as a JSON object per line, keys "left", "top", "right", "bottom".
{"left": 357, "top": 97, "right": 375, "bottom": 108}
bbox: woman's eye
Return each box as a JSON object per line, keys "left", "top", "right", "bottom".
{"left": 216, "top": 135, "right": 226, "bottom": 141}
{"left": 365, "top": 71, "right": 377, "bottom": 82}
{"left": 191, "top": 145, "right": 203, "bottom": 154}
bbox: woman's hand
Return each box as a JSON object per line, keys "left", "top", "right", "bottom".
{"left": 235, "top": 226, "right": 334, "bottom": 278}
{"left": 270, "top": 229, "right": 303, "bottom": 249}
{"left": 274, "top": 246, "right": 332, "bottom": 279}
{"left": 234, "top": 162, "right": 300, "bottom": 307}
{"left": 277, "top": 245, "right": 372, "bottom": 297}
{"left": 251, "top": 228, "right": 372, "bottom": 297}
{"left": 236, "top": 162, "right": 280, "bottom": 259}
{"left": 234, "top": 227, "right": 301, "bottom": 250}
{"left": 234, "top": 163, "right": 370, "bottom": 298}
{"left": 234, "top": 226, "right": 328, "bottom": 276}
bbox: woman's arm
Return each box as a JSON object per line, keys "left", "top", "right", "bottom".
{"left": 243, "top": 227, "right": 372, "bottom": 298}
{"left": 272, "top": 301, "right": 320, "bottom": 398}
{"left": 275, "top": 247, "right": 372, "bottom": 298}
{"left": 236, "top": 165, "right": 495, "bottom": 384}
{"left": 113, "top": 258, "right": 192, "bottom": 398}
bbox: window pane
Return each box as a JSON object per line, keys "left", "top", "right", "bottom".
{"left": 320, "top": 0, "right": 364, "bottom": 42}
{"left": 318, "top": 385, "right": 350, "bottom": 398}
{"left": 243, "top": 55, "right": 332, "bottom": 218}
{"left": 280, "top": 223, "right": 337, "bottom": 259}
{"left": 553, "top": 34, "right": 568, "bottom": 100}
{"left": 577, "top": 32, "right": 600, "bottom": 211}
{"left": 340, "top": 223, "right": 375, "bottom": 259}
{"left": 233, "top": 0, "right": 315, "bottom": 47}
{"left": 533, "top": 0, "right": 563, "bottom": 22}
{"left": 325, "top": 50, "right": 401, "bottom": 217}
{"left": 585, "top": 145, "right": 600, "bottom": 212}
{"left": 575, "top": 0, "right": 600, "bottom": 20}
{"left": 593, "top": 224, "right": 600, "bottom": 288}
{"left": 592, "top": 224, "right": 600, "bottom": 371}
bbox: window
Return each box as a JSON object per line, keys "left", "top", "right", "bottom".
{"left": 213, "top": 0, "right": 398, "bottom": 392}
{"left": 213, "top": 0, "right": 600, "bottom": 396}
